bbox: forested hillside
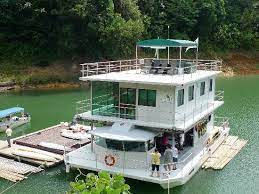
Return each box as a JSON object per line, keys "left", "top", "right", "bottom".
{"left": 0, "top": 0, "right": 258, "bottom": 85}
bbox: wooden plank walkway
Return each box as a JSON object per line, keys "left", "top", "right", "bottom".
{"left": 0, "top": 156, "right": 42, "bottom": 182}
{"left": 202, "top": 136, "right": 247, "bottom": 170}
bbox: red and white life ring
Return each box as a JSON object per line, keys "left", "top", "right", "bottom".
{"left": 104, "top": 154, "right": 116, "bottom": 166}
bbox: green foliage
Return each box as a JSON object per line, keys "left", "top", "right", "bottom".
{"left": 68, "top": 171, "right": 131, "bottom": 194}
{"left": 0, "top": 0, "right": 258, "bottom": 67}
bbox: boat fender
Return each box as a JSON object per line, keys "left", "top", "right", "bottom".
{"left": 104, "top": 154, "right": 116, "bottom": 166}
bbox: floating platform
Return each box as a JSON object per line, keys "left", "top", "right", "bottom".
{"left": 202, "top": 135, "right": 247, "bottom": 170}
{"left": 0, "top": 141, "right": 63, "bottom": 167}
{"left": 0, "top": 156, "right": 42, "bottom": 182}
{"left": 0, "top": 123, "right": 91, "bottom": 168}
{"left": 13, "top": 124, "right": 91, "bottom": 155}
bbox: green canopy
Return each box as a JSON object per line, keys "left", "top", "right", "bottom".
{"left": 137, "top": 39, "right": 197, "bottom": 48}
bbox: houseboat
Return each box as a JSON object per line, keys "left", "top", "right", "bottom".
{"left": 64, "top": 38, "right": 230, "bottom": 189}
{"left": 0, "top": 107, "right": 30, "bottom": 132}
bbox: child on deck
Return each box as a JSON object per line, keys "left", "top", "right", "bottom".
{"left": 150, "top": 148, "right": 161, "bottom": 177}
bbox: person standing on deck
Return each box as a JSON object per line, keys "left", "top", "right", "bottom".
{"left": 163, "top": 144, "right": 173, "bottom": 173}
{"left": 150, "top": 148, "right": 161, "bottom": 177}
{"left": 172, "top": 145, "right": 179, "bottom": 170}
{"left": 5, "top": 125, "right": 12, "bottom": 147}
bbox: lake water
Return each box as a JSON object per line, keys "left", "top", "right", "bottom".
{"left": 0, "top": 75, "right": 259, "bottom": 194}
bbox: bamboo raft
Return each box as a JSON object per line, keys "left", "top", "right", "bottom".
{"left": 202, "top": 136, "right": 247, "bottom": 170}
{"left": 0, "top": 141, "right": 63, "bottom": 167}
{"left": 0, "top": 156, "right": 42, "bottom": 182}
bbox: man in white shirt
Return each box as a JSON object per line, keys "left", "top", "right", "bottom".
{"left": 5, "top": 125, "right": 12, "bottom": 147}
{"left": 172, "top": 145, "right": 179, "bottom": 170}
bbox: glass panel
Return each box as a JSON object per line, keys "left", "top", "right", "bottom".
{"left": 209, "top": 79, "right": 213, "bottom": 92}
{"left": 106, "top": 139, "right": 124, "bottom": 151}
{"left": 200, "top": 82, "right": 205, "bottom": 96}
{"left": 188, "top": 85, "right": 194, "bottom": 101}
{"left": 138, "top": 89, "right": 147, "bottom": 106}
{"left": 138, "top": 89, "right": 156, "bottom": 107}
{"left": 177, "top": 89, "right": 184, "bottom": 106}
{"left": 120, "top": 88, "right": 136, "bottom": 119}
{"left": 124, "top": 141, "right": 146, "bottom": 152}
{"left": 92, "top": 81, "right": 119, "bottom": 117}
{"left": 148, "top": 90, "right": 156, "bottom": 107}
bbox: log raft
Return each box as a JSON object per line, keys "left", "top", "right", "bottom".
{"left": 202, "top": 135, "right": 247, "bottom": 170}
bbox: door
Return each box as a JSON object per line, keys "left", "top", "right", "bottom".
{"left": 120, "top": 88, "right": 136, "bottom": 119}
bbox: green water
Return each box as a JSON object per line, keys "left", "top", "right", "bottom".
{"left": 0, "top": 76, "right": 259, "bottom": 194}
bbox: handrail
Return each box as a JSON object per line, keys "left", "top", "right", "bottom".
{"left": 80, "top": 58, "right": 222, "bottom": 77}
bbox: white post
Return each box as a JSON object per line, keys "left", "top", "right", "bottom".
{"left": 168, "top": 46, "right": 170, "bottom": 64}
{"left": 179, "top": 47, "right": 182, "bottom": 67}
{"left": 196, "top": 39, "right": 199, "bottom": 67}
{"left": 135, "top": 45, "right": 138, "bottom": 71}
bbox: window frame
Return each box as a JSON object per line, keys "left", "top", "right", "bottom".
{"left": 138, "top": 89, "right": 156, "bottom": 107}
{"left": 209, "top": 79, "right": 213, "bottom": 92}
{"left": 188, "top": 85, "right": 194, "bottom": 101}
{"left": 177, "top": 89, "right": 185, "bottom": 107}
{"left": 200, "top": 81, "right": 205, "bottom": 96}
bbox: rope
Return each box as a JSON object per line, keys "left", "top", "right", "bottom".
{"left": 75, "top": 168, "right": 87, "bottom": 182}
{"left": 0, "top": 164, "right": 45, "bottom": 194}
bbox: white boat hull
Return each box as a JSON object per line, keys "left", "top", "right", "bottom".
{"left": 65, "top": 127, "right": 230, "bottom": 189}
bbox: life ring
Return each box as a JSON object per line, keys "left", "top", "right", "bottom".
{"left": 104, "top": 154, "right": 116, "bottom": 166}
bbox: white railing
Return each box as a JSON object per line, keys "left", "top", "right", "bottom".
{"left": 80, "top": 58, "right": 222, "bottom": 77}
{"left": 64, "top": 143, "right": 196, "bottom": 181}
{"left": 75, "top": 90, "right": 224, "bottom": 128}
{"left": 214, "top": 116, "right": 229, "bottom": 128}
{"left": 80, "top": 59, "right": 142, "bottom": 77}
{"left": 215, "top": 90, "right": 224, "bottom": 101}
{"left": 175, "top": 90, "right": 224, "bottom": 129}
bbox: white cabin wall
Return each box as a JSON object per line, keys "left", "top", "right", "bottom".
{"left": 119, "top": 83, "right": 175, "bottom": 125}
{"left": 174, "top": 76, "right": 216, "bottom": 122}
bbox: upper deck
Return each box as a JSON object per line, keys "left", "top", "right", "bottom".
{"left": 79, "top": 58, "right": 222, "bottom": 86}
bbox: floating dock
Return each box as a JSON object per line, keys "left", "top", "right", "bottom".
{"left": 0, "top": 123, "right": 92, "bottom": 182}
{"left": 13, "top": 124, "right": 91, "bottom": 155}
{"left": 202, "top": 136, "right": 247, "bottom": 170}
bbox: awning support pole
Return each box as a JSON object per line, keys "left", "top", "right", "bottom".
{"left": 135, "top": 45, "right": 138, "bottom": 70}
{"left": 179, "top": 47, "right": 182, "bottom": 67}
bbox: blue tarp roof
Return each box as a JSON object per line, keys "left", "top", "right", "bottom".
{"left": 0, "top": 107, "right": 24, "bottom": 118}
{"left": 137, "top": 39, "right": 197, "bottom": 48}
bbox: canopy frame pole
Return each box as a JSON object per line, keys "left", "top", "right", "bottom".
{"left": 135, "top": 45, "right": 138, "bottom": 70}
{"left": 196, "top": 43, "right": 199, "bottom": 67}
{"left": 167, "top": 47, "right": 170, "bottom": 64}
{"left": 196, "top": 38, "right": 199, "bottom": 67}
{"left": 179, "top": 46, "right": 182, "bottom": 68}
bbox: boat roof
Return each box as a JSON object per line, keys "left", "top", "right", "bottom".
{"left": 0, "top": 107, "right": 24, "bottom": 118}
{"left": 80, "top": 70, "right": 220, "bottom": 86}
{"left": 137, "top": 39, "right": 197, "bottom": 48}
{"left": 89, "top": 122, "right": 159, "bottom": 142}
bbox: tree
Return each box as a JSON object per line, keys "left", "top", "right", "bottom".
{"left": 69, "top": 171, "right": 131, "bottom": 194}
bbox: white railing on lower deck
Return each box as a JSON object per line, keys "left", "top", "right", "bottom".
{"left": 64, "top": 142, "right": 197, "bottom": 181}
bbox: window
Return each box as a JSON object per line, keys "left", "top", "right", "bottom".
{"left": 188, "top": 85, "right": 194, "bottom": 101}
{"left": 209, "top": 79, "right": 213, "bottom": 92}
{"left": 124, "top": 141, "right": 146, "bottom": 152}
{"left": 95, "top": 137, "right": 146, "bottom": 152}
{"left": 138, "top": 89, "right": 156, "bottom": 107}
{"left": 92, "top": 81, "right": 119, "bottom": 116}
{"left": 200, "top": 82, "right": 205, "bottom": 96}
{"left": 177, "top": 89, "right": 184, "bottom": 106}
{"left": 120, "top": 88, "right": 136, "bottom": 119}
